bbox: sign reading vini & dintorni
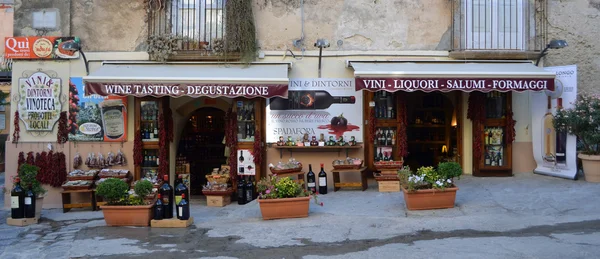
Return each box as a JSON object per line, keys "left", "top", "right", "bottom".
{"left": 18, "top": 72, "right": 62, "bottom": 131}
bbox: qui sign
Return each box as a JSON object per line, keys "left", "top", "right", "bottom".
{"left": 18, "top": 72, "right": 62, "bottom": 131}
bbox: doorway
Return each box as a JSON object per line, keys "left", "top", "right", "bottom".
{"left": 177, "top": 107, "right": 227, "bottom": 195}
{"left": 404, "top": 92, "right": 460, "bottom": 170}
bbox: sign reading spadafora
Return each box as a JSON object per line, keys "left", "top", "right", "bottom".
{"left": 356, "top": 78, "right": 555, "bottom": 92}
{"left": 84, "top": 82, "right": 288, "bottom": 98}
{"left": 18, "top": 72, "right": 62, "bottom": 131}
{"left": 266, "top": 79, "right": 363, "bottom": 143}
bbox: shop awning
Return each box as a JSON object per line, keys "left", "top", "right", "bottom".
{"left": 83, "top": 63, "right": 291, "bottom": 98}
{"left": 349, "top": 61, "right": 555, "bottom": 92}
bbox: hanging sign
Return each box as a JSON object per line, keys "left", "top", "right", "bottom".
{"left": 18, "top": 71, "right": 62, "bottom": 131}
{"left": 237, "top": 149, "right": 256, "bottom": 175}
{"left": 356, "top": 78, "right": 554, "bottom": 93}
{"left": 532, "top": 65, "right": 578, "bottom": 180}
{"left": 4, "top": 37, "right": 81, "bottom": 59}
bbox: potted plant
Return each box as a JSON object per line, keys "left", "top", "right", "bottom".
{"left": 398, "top": 162, "right": 462, "bottom": 210}
{"left": 17, "top": 164, "right": 47, "bottom": 218}
{"left": 96, "top": 178, "right": 154, "bottom": 226}
{"left": 256, "top": 175, "right": 321, "bottom": 220}
{"left": 554, "top": 93, "right": 600, "bottom": 182}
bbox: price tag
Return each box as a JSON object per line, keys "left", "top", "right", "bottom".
{"left": 318, "top": 142, "right": 325, "bottom": 146}
{"left": 369, "top": 101, "right": 375, "bottom": 107}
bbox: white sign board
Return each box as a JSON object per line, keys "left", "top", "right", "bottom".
{"left": 17, "top": 71, "right": 62, "bottom": 131}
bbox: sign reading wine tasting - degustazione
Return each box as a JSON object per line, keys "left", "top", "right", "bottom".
{"left": 266, "top": 79, "right": 363, "bottom": 143}
{"left": 18, "top": 71, "right": 62, "bottom": 131}
{"left": 85, "top": 82, "right": 288, "bottom": 98}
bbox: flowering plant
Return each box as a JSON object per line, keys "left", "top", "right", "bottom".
{"left": 257, "top": 174, "right": 322, "bottom": 206}
{"left": 553, "top": 93, "right": 600, "bottom": 155}
{"left": 399, "top": 162, "right": 462, "bottom": 192}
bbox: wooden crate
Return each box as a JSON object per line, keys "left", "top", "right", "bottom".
{"left": 7, "top": 217, "right": 39, "bottom": 226}
{"left": 151, "top": 217, "right": 194, "bottom": 228}
{"left": 206, "top": 195, "right": 231, "bottom": 207}
{"left": 378, "top": 181, "right": 400, "bottom": 192}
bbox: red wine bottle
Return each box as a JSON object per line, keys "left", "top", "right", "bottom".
{"left": 154, "top": 193, "right": 164, "bottom": 220}
{"left": 24, "top": 184, "right": 36, "bottom": 218}
{"left": 318, "top": 163, "right": 328, "bottom": 195}
{"left": 160, "top": 175, "right": 174, "bottom": 219}
{"left": 306, "top": 164, "right": 316, "bottom": 193}
{"left": 237, "top": 176, "right": 246, "bottom": 205}
{"left": 269, "top": 91, "right": 356, "bottom": 110}
{"left": 245, "top": 176, "right": 254, "bottom": 203}
{"left": 177, "top": 194, "right": 190, "bottom": 220}
{"left": 11, "top": 177, "right": 25, "bottom": 219}
{"left": 175, "top": 175, "right": 189, "bottom": 204}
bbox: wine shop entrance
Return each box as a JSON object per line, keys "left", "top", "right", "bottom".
{"left": 177, "top": 107, "right": 227, "bottom": 196}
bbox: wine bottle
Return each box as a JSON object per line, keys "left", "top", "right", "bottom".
{"left": 391, "top": 130, "right": 396, "bottom": 145}
{"left": 239, "top": 151, "right": 245, "bottom": 163}
{"left": 269, "top": 91, "right": 356, "bottom": 110}
{"left": 245, "top": 176, "right": 254, "bottom": 203}
{"left": 318, "top": 163, "right": 328, "bottom": 195}
{"left": 177, "top": 194, "right": 190, "bottom": 220}
{"left": 24, "top": 184, "right": 36, "bottom": 218}
{"left": 237, "top": 176, "right": 246, "bottom": 205}
{"left": 11, "top": 177, "right": 25, "bottom": 219}
{"left": 306, "top": 164, "right": 316, "bottom": 193}
{"left": 386, "top": 130, "right": 391, "bottom": 146}
{"left": 485, "top": 151, "right": 490, "bottom": 166}
{"left": 154, "top": 193, "right": 164, "bottom": 220}
{"left": 383, "top": 152, "right": 390, "bottom": 161}
{"left": 149, "top": 123, "right": 155, "bottom": 139}
{"left": 378, "top": 148, "right": 383, "bottom": 161}
{"left": 154, "top": 124, "right": 158, "bottom": 139}
{"left": 555, "top": 98, "right": 567, "bottom": 164}
{"left": 160, "top": 175, "right": 174, "bottom": 219}
{"left": 542, "top": 96, "right": 556, "bottom": 162}
{"left": 175, "top": 175, "right": 189, "bottom": 205}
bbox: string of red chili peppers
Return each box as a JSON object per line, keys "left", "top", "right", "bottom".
{"left": 158, "top": 112, "right": 168, "bottom": 179}
{"left": 397, "top": 94, "right": 408, "bottom": 158}
{"left": 17, "top": 152, "right": 25, "bottom": 171}
{"left": 253, "top": 129, "right": 262, "bottom": 166}
{"left": 57, "top": 111, "right": 69, "bottom": 144}
{"left": 468, "top": 93, "right": 486, "bottom": 161}
{"left": 133, "top": 129, "right": 143, "bottom": 166}
{"left": 12, "top": 111, "right": 20, "bottom": 144}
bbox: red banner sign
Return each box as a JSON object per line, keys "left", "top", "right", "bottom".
{"left": 355, "top": 78, "right": 554, "bottom": 92}
{"left": 84, "top": 82, "right": 289, "bottom": 99}
{"left": 4, "top": 37, "right": 81, "bottom": 59}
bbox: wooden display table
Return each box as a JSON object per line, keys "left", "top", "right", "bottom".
{"left": 332, "top": 167, "right": 368, "bottom": 191}
{"left": 61, "top": 189, "right": 97, "bottom": 213}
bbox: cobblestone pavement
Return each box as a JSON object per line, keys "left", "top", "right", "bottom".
{"left": 1, "top": 173, "right": 600, "bottom": 259}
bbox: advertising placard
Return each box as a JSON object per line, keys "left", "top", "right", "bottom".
{"left": 17, "top": 71, "right": 62, "bottom": 131}
{"left": 532, "top": 65, "right": 578, "bottom": 179}
{"left": 4, "top": 37, "right": 81, "bottom": 59}
{"left": 69, "top": 77, "right": 128, "bottom": 142}
{"left": 237, "top": 149, "right": 256, "bottom": 175}
{"left": 266, "top": 78, "right": 363, "bottom": 143}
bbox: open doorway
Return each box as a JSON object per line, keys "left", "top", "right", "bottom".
{"left": 176, "top": 107, "right": 226, "bottom": 196}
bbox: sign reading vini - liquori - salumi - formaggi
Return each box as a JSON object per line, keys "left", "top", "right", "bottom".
{"left": 84, "top": 82, "right": 289, "bottom": 98}
{"left": 18, "top": 71, "right": 62, "bottom": 131}
{"left": 356, "top": 78, "right": 555, "bottom": 92}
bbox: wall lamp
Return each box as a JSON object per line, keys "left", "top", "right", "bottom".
{"left": 535, "top": 39, "right": 568, "bottom": 66}
{"left": 314, "top": 39, "right": 330, "bottom": 78}
{"left": 61, "top": 41, "right": 89, "bottom": 75}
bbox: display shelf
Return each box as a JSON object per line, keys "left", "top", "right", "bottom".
{"left": 272, "top": 145, "right": 362, "bottom": 158}
{"left": 408, "top": 141, "right": 446, "bottom": 144}
{"left": 408, "top": 124, "right": 446, "bottom": 128}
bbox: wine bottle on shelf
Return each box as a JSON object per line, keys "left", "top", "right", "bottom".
{"left": 154, "top": 193, "right": 164, "bottom": 220}
{"left": 318, "top": 163, "right": 328, "bottom": 195}
{"left": 383, "top": 152, "right": 390, "bottom": 161}
{"left": 555, "top": 98, "right": 567, "bottom": 165}
{"left": 24, "top": 184, "right": 36, "bottom": 219}
{"left": 386, "top": 130, "right": 391, "bottom": 146}
{"left": 149, "top": 123, "right": 155, "bottom": 139}
{"left": 237, "top": 176, "right": 246, "bottom": 205}
{"left": 542, "top": 96, "right": 556, "bottom": 162}
{"left": 177, "top": 194, "right": 190, "bottom": 220}
{"left": 269, "top": 91, "right": 356, "bottom": 110}
{"left": 245, "top": 176, "right": 254, "bottom": 203}
{"left": 386, "top": 96, "right": 393, "bottom": 119}
{"left": 485, "top": 151, "right": 490, "bottom": 166}
{"left": 391, "top": 130, "right": 396, "bottom": 145}
{"left": 378, "top": 148, "right": 383, "bottom": 161}
{"left": 250, "top": 105, "right": 255, "bottom": 120}
{"left": 154, "top": 124, "right": 158, "bottom": 139}
{"left": 160, "top": 175, "right": 173, "bottom": 219}
{"left": 306, "top": 164, "right": 317, "bottom": 193}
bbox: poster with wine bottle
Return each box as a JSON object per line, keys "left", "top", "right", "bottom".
{"left": 68, "top": 77, "right": 128, "bottom": 142}
{"left": 237, "top": 149, "right": 256, "bottom": 175}
{"left": 531, "top": 65, "right": 578, "bottom": 180}
{"left": 266, "top": 78, "right": 363, "bottom": 143}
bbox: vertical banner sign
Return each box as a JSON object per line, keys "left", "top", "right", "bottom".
{"left": 18, "top": 72, "right": 62, "bottom": 131}
{"left": 237, "top": 149, "right": 256, "bottom": 175}
{"left": 532, "top": 65, "right": 578, "bottom": 179}
{"left": 266, "top": 79, "right": 363, "bottom": 143}
{"left": 69, "top": 77, "right": 128, "bottom": 142}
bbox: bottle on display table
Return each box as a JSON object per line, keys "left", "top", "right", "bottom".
{"left": 153, "top": 193, "right": 164, "bottom": 220}
{"left": 383, "top": 152, "right": 390, "bottom": 161}
{"left": 306, "top": 164, "right": 316, "bottom": 193}
{"left": 237, "top": 176, "right": 246, "bottom": 205}
{"left": 175, "top": 174, "right": 189, "bottom": 205}
{"left": 245, "top": 176, "right": 254, "bottom": 203}
{"left": 310, "top": 136, "right": 319, "bottom": 146}
{"left": 11, "top": 177, "right": 25, "bottom": 219}
{"left": 318, "top": 163, "right": 328, "bottom": 195}
{"left": 160, "top": 175, "right": 174, "bottom": 219}
{"left": 24, "top": 184, "right": 36, "bottom": 218}
{"left": 177, "top": 193, "right": 190, "bottom": 220}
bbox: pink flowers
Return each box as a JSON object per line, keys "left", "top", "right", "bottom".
{"left": 265, "top": 189, "right": 271, "bottom": 194}
{"left": 320, "top": 202, "right": 324, "bottom": 206}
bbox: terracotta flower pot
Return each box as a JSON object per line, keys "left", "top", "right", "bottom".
{"left": 257, "top": 196, "right": 310, "bottom": 220}
{"left": 100, "top": 204, "right": 154, "bottom": 226}
{"left": 402, "top": 187, "right": 458, "bottom": 210}
{"left": 578, "top": 154, "right": 600, "bottom": 183}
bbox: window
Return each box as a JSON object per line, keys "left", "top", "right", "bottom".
{"left": 171, "top": 0, "right": 226, "bottom": 50}
{"left": 464, "top": 0, "right": 525, "bottom": 50}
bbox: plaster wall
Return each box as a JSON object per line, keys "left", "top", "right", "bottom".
{"left": 0, "top": 6, "right": 13, "bottom": 55}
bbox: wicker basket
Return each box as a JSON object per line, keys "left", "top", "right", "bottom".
{"left": 332, "top": 160, "right": 363, "bottom": 170}
{"left": 269, "top": 166, "right": 303, "bottom": 174}
{"left": 62, "top": 184, "right": 93, "bottom": 191}
{"left": 67, "top": 176, "right": 96, "bottom": 181}
{"left": 206, "top": 175, "right": 230, "bottom": 184}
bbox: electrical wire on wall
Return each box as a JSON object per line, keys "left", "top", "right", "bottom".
{"left": 283, "top": 0, "right": 305, "bottom": 60}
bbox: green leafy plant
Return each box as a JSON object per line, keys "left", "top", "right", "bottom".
{"left": 96, "top": 178, "right": 130, "bottom": 205}
{"left": 399, "top": 164, "right": 462, "bottom": 192}
{"left": 17, "top": 164, "right": 46, "bottom": 197}
{"left": 554, "top": 93, "right": 600, "bottom": 155}
{"left": 437, "top": 162, "right": 463, "bottom": 180}
{"left": 134, "top": 179, "right": 153, "bottom": 198}
{"left": 147, "top": 34, "right": 181, "bottom": 63}
{"left": 257, "top": 174, "right": 322, "bottom": 206}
